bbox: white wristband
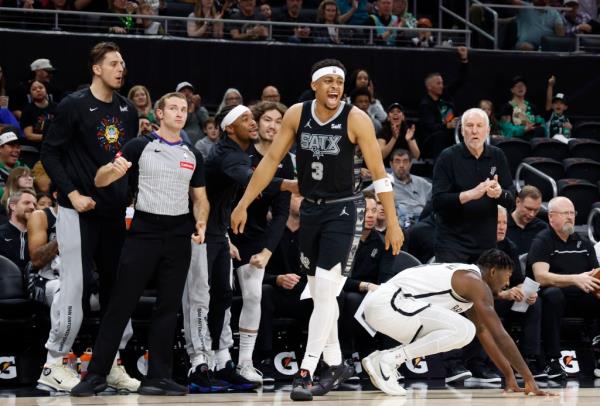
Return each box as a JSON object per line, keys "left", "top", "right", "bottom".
{"left": 373, "top": 177, "right": 393, "bottom": 194}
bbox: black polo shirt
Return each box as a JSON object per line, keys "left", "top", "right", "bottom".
{"left": 526, "top": 228, "right": 598, "bottom": 280}
{"left": 343, "top": 230, "right": 394, "bottom": 293}
{"left": 506, "top": 213, "right": 548, "bottom": 255}
{"left": 432, "top": 142, "right": 513, "bottom": 255}
{"left": 497, "top": 237, "right": 523, "bottom": 287}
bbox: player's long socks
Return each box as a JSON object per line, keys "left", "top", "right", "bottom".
{"left": 322, "top": 304, "right": 342, "bottom": 367}
{"left": 300, "top": 267, "right": 342, "bottom": 375}
{"left": 237, "top": 264, "right": 265, "bottom": 366}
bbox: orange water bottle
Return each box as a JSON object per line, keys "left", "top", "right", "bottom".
{"left": 79, "top": 348, "right": 93, "bottom": 379}
{"left": 64, "top": 350, "right": 78, "bottom": 373}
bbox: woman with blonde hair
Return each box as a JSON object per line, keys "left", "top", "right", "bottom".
{"left": 216, "top": 88, "right": 243, "bottom": 115}
{"left": 1, "top": 166, "right": 34, "bottom": 207}
{"left": 127, "top": 85, "right": 155, "bottom": 122}
{"left": 187, "top": 0, "right": 224, "bottom": 38}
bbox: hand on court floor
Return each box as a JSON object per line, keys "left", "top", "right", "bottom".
{"left": 231, "top": 204, "right": 247, "bottom": 234}
{"left": 385, "top": 223, "right": 404, "bottom": 255}
{"left": 524, "top": 379, "right": 557, "bottom": 396}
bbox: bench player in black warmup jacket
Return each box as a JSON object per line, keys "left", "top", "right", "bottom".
{"left": 231, "top": 59, "right": 404, "bottom": 401}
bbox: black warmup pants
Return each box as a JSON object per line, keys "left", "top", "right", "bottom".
{"left": 88, "top": 212, "right": 193, "bottom": 379}
{"left": 206, "top": 241, "right": 233, "bottom": 351}
{"left": 495, "top": 298, "right": 542, "bottom": 357}
{"left": 540, "top": 286, "right": 600, "bottom": 360}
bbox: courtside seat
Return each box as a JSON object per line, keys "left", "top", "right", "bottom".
{"left": 557, "top": 178, "right": 599, "bottom": 225}
{"left": 530, "top": 138, "right": 569, "bottom": 161}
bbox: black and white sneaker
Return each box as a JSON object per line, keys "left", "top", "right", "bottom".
{"left": 444, "top": 359, "right": 472, "bottom": 383}
{"left": 290, "top": 369, "right": 313, "bottom": 401}
{"left": 592, "top": 335, "right": 600, "bottom": 378}
{"left": 214, "top": 360, "right": 259, "bottom": 391}
{"left": 544, "top": 359, "right": 567, "bottom": 380}
{"left": 468, "top": 360, "right": 501, "bottom": 383}
{"left": 139, "top": 378, "right": 188, "bottom": 396}
{"left": 311, "top": 360, "right": 355, "bottom": 396}
{"left": 258, "top": 358, "right": 276, "bottom": 384}
{"left": 516, "top": 357, "right": 548, "bottom": 380}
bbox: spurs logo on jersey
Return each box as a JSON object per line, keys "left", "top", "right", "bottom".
{"left": 299, "top": 133, "right": 342, "bottom": 159}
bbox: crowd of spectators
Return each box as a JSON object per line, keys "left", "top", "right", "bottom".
{"left": 3, "top": 0, "right": 599, "bottom": 49}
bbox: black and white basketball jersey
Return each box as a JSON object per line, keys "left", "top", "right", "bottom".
{"left": 387, "top": 263, "right": 481, "bottom": 314}
{"left": 295, "top": 100, "right": 355, "bottom": 199}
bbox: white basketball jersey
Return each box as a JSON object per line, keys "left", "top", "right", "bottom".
{"left": 386, "top": 263, "right": 481, "bottom": 314}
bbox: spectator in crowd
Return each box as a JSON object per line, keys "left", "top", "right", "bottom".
{"left": 507, "top": 185, "right": 548, "bottom": 256}
{"left": 260, "top": 3, "right": 272, "bottom": 21}
{"left": 217, "top": 87, "right": 244, "bottom": 114}
{"left": 36, "top": 191, "right": 55, "bottom": 210}
{"left": 20, "top": 80, "right": 57, "bottom": 166}
{"left": 562, "top": 0, "right": 594, "bottom": 35}
{"left": 272, "top": 0, "right": 313, "bottom": 43}
{"left": 393, "top": 0, "right": 417, "bottom": 28}
{"left": 103, "top": 0, "right": 140, "bottom": 34}
{"left": 337, "top": 0, "right": 369, "bottom": 26}
{"left": 228, "top": 0, "right": 268, "bottom": 41}
{"left": 350, "top": 87, "right": 382, "bottom": 133}
{"left": 377, "top": 103, "right": 419, "bottom": 163}
{"left": 0, "top": 130, "right": 25, "bottom": 189}
{"left": 478, "top": 99, "right": 501, "bottom": 137}
{"left": 10, "top": 58, "right": 61, "bottom": 121}
{"left": 0, "top": 167, "right": 34, "bottom": 208}
{"left": 495, "top": 205, "right": 547, "bottom": 378}
{"left": 256, "top": 193, "right": 312, "bottom": 377}
{"left": 368, "top": 0, "right": 400, "bottom": 46}
{"left": 432, "top": 107, "right": 513, "bottom": 382}
{"left": 411, "top": 17, "right": 436, "bottom": 47}
{"left": 261, "top": 85, "right": 280, "bottom": 102}
{"left": 138, "top": 115, "right": 154, "bottom": 136}
{"left": 417, "top": 46, "right": 469, "bottom": 160}
{"left": 128, "top": 85, "right": 155, "bottom": 123}
{"left": 545, "top": 75, "right": 573, "bottom": 143}
{"left": 136, "top": 1, "right": 164, "bottom": 35}
{"left": 313, "top": 0, "right": 344, "bottom": 44}
{"left": 340, "top": 192, "right": 395, "bottom": 359}
{"left": 514, "top": 0, "right": 565, "bottom": 51}
{"left": 345, "top": 69, "right": 387, "bottom": 125}
{"left": 528, "top": 196, "right": 600, "bottom": 379}
{"left": 194, "top": 118, "right": 220, "bottom": 159}
{"left": 187, "top": 0, "right": 225, "bottom": 38}
{"left": 176, "top": 81, "right": 210, "bottom": 144}
{"left": 389, "top": 148, "right": 431, "bottom": 229}
{"left": 0, "top": 189, "right": 36, "bottom": 272}
{"left": 499, "top": 76, "right": 546, "bottom": 140}
{"left": 0, "top": 64, "right": 7, "bottom": 109}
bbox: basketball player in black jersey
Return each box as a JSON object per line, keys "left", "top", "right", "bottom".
{"left": 231, "top": 59, "right": 403, "bottom": 401}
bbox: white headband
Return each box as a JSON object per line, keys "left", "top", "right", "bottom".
{"left": 220, "top": 105, "right": 251, "bottom": 130}
{"left": 311, "top": 66, "right": 345, "bottom": 83}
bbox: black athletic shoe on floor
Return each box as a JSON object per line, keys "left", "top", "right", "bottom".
{"left": 71, "top": 374, "right": 107, "bottom": 397}
{"left": 468, "top": 360, "right": 501, "bottom": 383}
{"left": 214, "top": 360, "right": 259, "bottom": 391}
{"left": 444, "top": 359, "right": 472, "bottom": 384}
{"left": 290, "top": 369, "right": 313, "bottom": 401}
{"left": 311, "top": 360, "right": 355, "bottom": 396}
{"left": 259, "top": 358, "right": 276, "bottom": 384}
{"left": 544, "top": 359, "right": 567, "bottom": 380}
{"left": 139, "top": 378, "right": 188, "bottom": 396}
{"left": 188, "top": 363, "right": 230, "bottom": 393}
{"left": 516, "top": 357, "right": 548, "bottom": 380}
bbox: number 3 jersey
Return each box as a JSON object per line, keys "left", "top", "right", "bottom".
{"left": 295, "top": 100, "right": 355, "bottom": 199}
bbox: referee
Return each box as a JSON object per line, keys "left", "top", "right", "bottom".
{"left": 71, "top": 92, "right": 209, "bottom": 396}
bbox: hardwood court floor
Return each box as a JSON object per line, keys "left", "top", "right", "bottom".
{"left": 2, "top": 384, "right": 599, "bottom": 406}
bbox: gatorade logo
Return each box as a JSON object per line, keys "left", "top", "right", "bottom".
{"left": 559, "top": 350, "right": 579, "bottom": 375}
{"left": 405, "top": 356, "right": 429, "bottom": 374}
{"left": 274, "top": 351, "right": 299, "bottom": 376}
{"left": 0, "top": 356, "right": 17, "bottom": 379}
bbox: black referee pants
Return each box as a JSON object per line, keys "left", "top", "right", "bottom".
{"left": 88, "top": 212, "right": 193, "bottom": 379}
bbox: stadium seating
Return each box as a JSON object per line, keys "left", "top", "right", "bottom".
{"left": 492, "top": 137, "right": 531, "bottom": 177}
{"left": 568, "top": 138, "right": 600, "bottom": 160}
{"left": 521, "top": 157, "right": 564, "bottom": 201}
{"left": 557, "top": 178, "right": 599, "bottom": 225}
{"left": 530, "top": 138, "right": 570, "bottom": 161}
{"left": 563, "top": 158, "right": 600, "bottom": 183}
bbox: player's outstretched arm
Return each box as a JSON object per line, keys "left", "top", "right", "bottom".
{"left": 460, "top": 274, "right": 553, "bottom": 396}
{"left": 349, "top": 107, "right": 403, "bottom": 254}
{"left": 231, "top": 104, "right": 299, "bottom": 234}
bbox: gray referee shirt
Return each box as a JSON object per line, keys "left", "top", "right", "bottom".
{"left": 118, "top": 133, "right": 205, "bottom": 216}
